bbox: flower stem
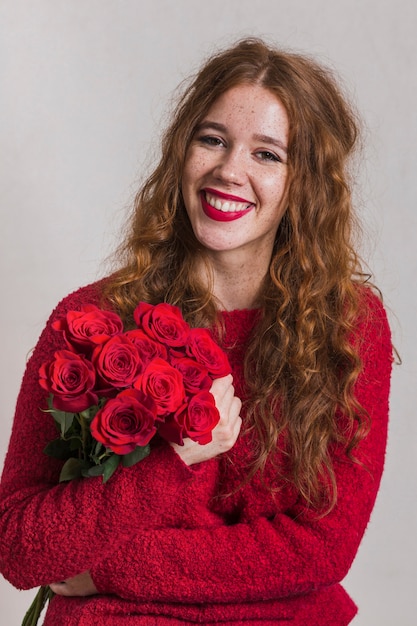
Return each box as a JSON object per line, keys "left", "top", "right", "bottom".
{"left": 79, "top": 414, "right": 89, "bottom": 461}
{"left": 21, "top": 586, "right": 53, "bottom": 626}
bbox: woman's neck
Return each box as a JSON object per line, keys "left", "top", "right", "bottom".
{"left": 199, "top": 251, "right": 269, "bottom": 311}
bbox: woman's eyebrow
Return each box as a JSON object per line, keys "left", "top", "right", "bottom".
{"left": 253, "top": 133, "right": 288, "bottom": 153}
{"left": 195, "top": 121, "right": 227, "bottom": 133}
{"left": 195, "top": 122, "right": 287, "bottom": 153}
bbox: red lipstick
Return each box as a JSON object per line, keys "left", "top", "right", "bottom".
{"left": 200, "top": 190, "right": 254, "bottom": 222}
{"left": 204, "top": 188, "right": 252, "bottom": 203}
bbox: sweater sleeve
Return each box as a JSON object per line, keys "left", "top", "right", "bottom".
{"left": 90, "top": 292, "right": 393, "bottom": 604}
{"left": 0, "top": 286, "right": 221, "bottom": 590}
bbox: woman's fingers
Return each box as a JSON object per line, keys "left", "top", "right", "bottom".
{"left": 171, "top": 374, "right": 242, "bottom": 465}
{"left": 49, "top": 571, "right": 97, "bottom": 597}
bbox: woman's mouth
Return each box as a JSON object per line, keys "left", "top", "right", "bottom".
{"left": 200, "top": 189, "right": 254, "bottom": 222}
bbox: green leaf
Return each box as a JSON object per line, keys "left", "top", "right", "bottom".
{"left": 45, "top": 396, "right": 76, "bottom": 435}
{"left": 43, "top": 438, "right": 72, "bottom": 460}
{"left": 102, "top": 454, "right": 120, "bottom": 483}
{"left": 69, "top": 438, "right": 83, "bottom": 452}
{"left": 53, "top": 410, "right": 76, "bottom": 436}
{"left": 79, "top": 404, "right": 100, "bottom": 422}
{"left": 82, "top": 464, "right": 105, "bottom": 478}
{"left": 92, "top": 440, "right": 105, "bottom": 458}
{"left": 59, "top": 458, "right": 90, "bottom": 482}
{"left": 121, "top": 445, "right": 151, "bottom": 467}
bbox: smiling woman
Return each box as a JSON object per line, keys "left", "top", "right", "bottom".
{"left": 0, "top": 38, "right": 392, "bottom": 626}
{"left": 181, "top": 83, "right": 289, "bottom": 288}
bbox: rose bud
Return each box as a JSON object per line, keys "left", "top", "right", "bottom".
{"left": 39, "top": 349, "right": 97, "bottom": 412}
{"left": 135, "top": 357, "right": 186, "bottom": 417}
{"left": 92, "top": 334, "right": 143, "bottom": 389}
{"left": 52, "top": 304, "right": 124, "bottom": 354}
{"left": 90, "top": 388, "right": 158, "bottom": 455}
{"left": 124, "top": 329, "right": 168, "bottom": 368}
{"left": 170, "top": 356, "right": 212, "bottom": 394}
{"left": 133, "top": 302, "right": 190, "bottom": 347}
{"left": 159, "top": 391, "right": 220, "bottom": 445}
{"left": 186, "top": 328, "right": 231, "bottom": 378}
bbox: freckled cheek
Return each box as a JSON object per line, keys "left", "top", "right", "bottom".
{"left": 184, "top": 147, "right": 210, "bottom": 172}
{"left": 257, "top": 176, "right": 288, "bottom": 208}
{"left": 183, "top": 163, "right": 205, "bottom": 194}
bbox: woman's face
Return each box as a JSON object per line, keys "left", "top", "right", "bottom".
{"left": 181, "top": 83, "right": 289, "bottom": 263}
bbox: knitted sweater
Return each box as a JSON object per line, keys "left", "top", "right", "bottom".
{"left": 0, "top": 282, "right": 393, "bottom": 625}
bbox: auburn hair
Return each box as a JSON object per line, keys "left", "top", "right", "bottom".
{"left": 104, "top": 38, "right": 373, "bottom": 512}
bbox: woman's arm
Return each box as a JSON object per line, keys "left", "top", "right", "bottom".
{"left": 89, "top": 293, "right": 393, "bottom": 604}
{"left": 0, "top": 287, "right": 236, "bottom": 590}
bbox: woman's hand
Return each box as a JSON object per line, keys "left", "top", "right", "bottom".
{"left": 49, "top": 571, "right": 98, "bottom": 597}
{"left": 49, "top": 378, "right": 240, "bottom": 596}
{"left": 171, "top": 374, "right": 242, "bottom": 466}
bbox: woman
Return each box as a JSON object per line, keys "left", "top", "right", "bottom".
{"left": 0, "top": 38, "right": 392, "bottom": 625}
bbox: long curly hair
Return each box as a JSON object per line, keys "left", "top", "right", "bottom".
{"left": 104, "top": 38, "right": 373, "bottom": 512}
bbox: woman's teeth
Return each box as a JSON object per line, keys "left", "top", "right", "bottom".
{"left": 205, "top": 192, "right": 251, "bottom": 213}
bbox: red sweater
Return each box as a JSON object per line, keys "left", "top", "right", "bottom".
{"left": 0, "top": 282, "right": 393, "bottom": 625}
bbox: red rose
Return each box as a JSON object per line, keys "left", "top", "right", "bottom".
{"left": 52, "top": 305, "right": 123, "bottom": 353}
{"left": 39, "top": 349, "right": 97, "bottom": 412}
{"left": 92, "top": 335, "right": 143, "bottom": 389}
{"left": 133, "top": 302, "right": 190, "bottom": 347}
{"left": 186, "top": 328, "right": 231, "bottom": 378}
{"left": 135, "top": 357, "right": 186, "bottom": 416}
{"left": 159, "top": 390, "right": 220, "bottom": 445}
{"left": 124, "top": 329, "right": 168, "bottom": 367}
{"left": 90, "top": 388, "right": 157, "bottom": 455}
{"left": 170, "top": 356, "right": 212, "bottom": 394}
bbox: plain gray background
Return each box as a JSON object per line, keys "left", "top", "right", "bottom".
{"left": 1, "top": 1, "right": 416, "bottom": 624}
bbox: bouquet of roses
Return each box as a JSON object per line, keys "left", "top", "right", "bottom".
{"left": 22, "top": 301, "right": 231, "bottom": 625}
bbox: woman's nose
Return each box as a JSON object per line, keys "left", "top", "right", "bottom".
{"left": 213, "top": 148, "right": 247, "bottom": 185}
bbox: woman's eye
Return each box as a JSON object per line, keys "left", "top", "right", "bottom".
{"left": 256, "top": 150, "right": 281, "bottom": 163}
{"left": 198, "top": 135, "right": 225, "bottom": 147}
